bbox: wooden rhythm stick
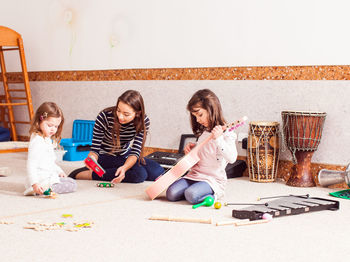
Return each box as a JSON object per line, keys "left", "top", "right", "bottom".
{"left": 216, "top": 219, "right": 250, "bottom": 226}
{"left": 234, "top": 219, "right": 271, "bottom": 227}
{"left": 145, "top": 116, "right": 248, "bottom": 200}
{"left": 149, "top": 215, "right": 212, "bottom": 224}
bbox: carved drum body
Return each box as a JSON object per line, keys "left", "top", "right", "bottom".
{"left": 247, "top": 122, "right": 280, "bottom": 182}
{"left": 281, "top": 111, "right": 327, "bottom": 187}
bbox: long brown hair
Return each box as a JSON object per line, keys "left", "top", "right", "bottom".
{"left": 29, "top": 102, "right": 64, "bottom": 142}
{"left": 110, "top": 90, "right": 147, "bottom": 159}
{"left": 187, "top": 89, "right": 226, "bottom": 137}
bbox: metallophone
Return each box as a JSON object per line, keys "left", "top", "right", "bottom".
{"left": 231, "top": 195, "right": 339, "bottom": 221}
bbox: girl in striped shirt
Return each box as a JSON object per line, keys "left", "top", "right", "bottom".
{"left": 69, "top": 90, "right": 164, "bottom": 183}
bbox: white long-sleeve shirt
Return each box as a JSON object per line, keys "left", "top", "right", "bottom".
{"left": 25, "top": 133, "right": 63, "bottom": 190}
{"left": 184, "top": 130, "right": 238, "bottom": 199}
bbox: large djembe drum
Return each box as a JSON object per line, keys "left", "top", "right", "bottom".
{"left": 247, "top": 122, "right": 280, "bottom": 182}
{"left": 281, "top": 111, "right": 327, "bottom": 187}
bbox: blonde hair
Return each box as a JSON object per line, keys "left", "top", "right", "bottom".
{"left": 29, "top": 102, "right": 64, "bottom": 142}
{"left": 187, "top": 89, "right": 226, "bottom": 137}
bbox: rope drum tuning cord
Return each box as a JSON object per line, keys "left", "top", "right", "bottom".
{"left": 282, "top": 112, "right": 327, "bottom": 162}
{"left": 281, "top": 115, "right": 294, "bottom": 162}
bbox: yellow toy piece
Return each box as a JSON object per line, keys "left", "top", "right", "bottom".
{"left": 214, "top": 202, "right": 222, "bottom": 209}
{"left": 62, "top": 214, "right": 73, "bottom": 218}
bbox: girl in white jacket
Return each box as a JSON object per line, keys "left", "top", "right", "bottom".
{"left": 166, "top": 89, "right": 238, "bottom": 204}
{"left": 24, "top": 102, "right": 77, "bottom": 196}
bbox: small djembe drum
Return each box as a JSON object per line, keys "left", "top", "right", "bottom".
{"left": 247, "top": 122, "right": 280, "bottom": 182}
{"left": 281, "top": 111, "right": 327, "bottom": 187}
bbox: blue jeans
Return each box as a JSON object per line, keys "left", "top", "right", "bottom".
{"left": 91, "top": 154, "right": 164, "bottom": 183}
{"left": 166, "top": 178, "right": 214, "bottom": 204}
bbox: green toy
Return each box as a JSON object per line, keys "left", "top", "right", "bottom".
{"left": 96, "top": 182, "right": 114, "bottom": 188}
{"left": 192, "top": 196, "right": 214, "bottom": 209}
{"left": 43, "top": 188, "right": 52, "bottom": 195}
{"left": 42, "top": 188, "right": 57, "bottom": 198}
{"left": 329, "top": 189, "right": 350, "bottom": 200}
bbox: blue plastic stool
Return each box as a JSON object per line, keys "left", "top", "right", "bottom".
{"left": 60, "top": 120, "right": 95, "bottom": 161}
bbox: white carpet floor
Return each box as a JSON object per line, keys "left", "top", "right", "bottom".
{"left": 0, "top": 152, "right": 348, "bottom": 262}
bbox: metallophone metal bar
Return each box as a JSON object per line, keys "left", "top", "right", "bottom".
{"left": 232, "top": 196, "right": 339, "bottom": 221}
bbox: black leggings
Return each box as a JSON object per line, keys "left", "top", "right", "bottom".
{"left": 91, "top": 154, "right": 164, "bottom": 183}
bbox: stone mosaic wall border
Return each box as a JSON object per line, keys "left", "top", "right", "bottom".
{"left": 3, "top": 65, "right": 350, "bottom": 81}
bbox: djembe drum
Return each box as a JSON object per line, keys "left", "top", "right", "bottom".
{"left": 247, "top": 122, "right": 280, "bottom": 182}
{"left": 281, "top": 111, "right": 327, "bottom": 187}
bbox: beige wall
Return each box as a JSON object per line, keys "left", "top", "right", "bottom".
{"left": 11, "top": 80, "right": 349, "bottom": 166}
{"left": 2, "top": 1, "right": 350, "bottom": 167}
{"left": 1, "top": 0, "right": 350, "bottom": 70}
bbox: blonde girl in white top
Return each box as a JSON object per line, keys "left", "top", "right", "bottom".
{"left": 24, "top": 102, "right": 77, "bottom": 196}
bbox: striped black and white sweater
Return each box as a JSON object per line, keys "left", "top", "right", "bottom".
{"left": 91, "top": 108, "right": 149, "bottom": 158}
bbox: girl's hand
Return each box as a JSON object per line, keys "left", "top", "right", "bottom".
{"left": 184, "top": 142, "right": 196, "bottom": 154}
{"left": 59, "top": 172, "right": 67, "bottom": 178}
{"left": 32, "top": 183, "right": 44, "bottom": 195}
{"left": 111, "top": 166, "right": 126, "bottom": 184}
{"left": 212, "top": 125, "right": 224, "bottom": 139}
{"left": 85, "top": 152, "right": 99, "bottom": 171}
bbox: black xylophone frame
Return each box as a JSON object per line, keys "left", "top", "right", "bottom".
{"left": 232, "top": 195, "right": 339, "bottom": 221}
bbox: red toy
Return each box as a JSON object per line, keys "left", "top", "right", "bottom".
{"left": 84, "top": 156, "right": 105, "bottom": 177}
